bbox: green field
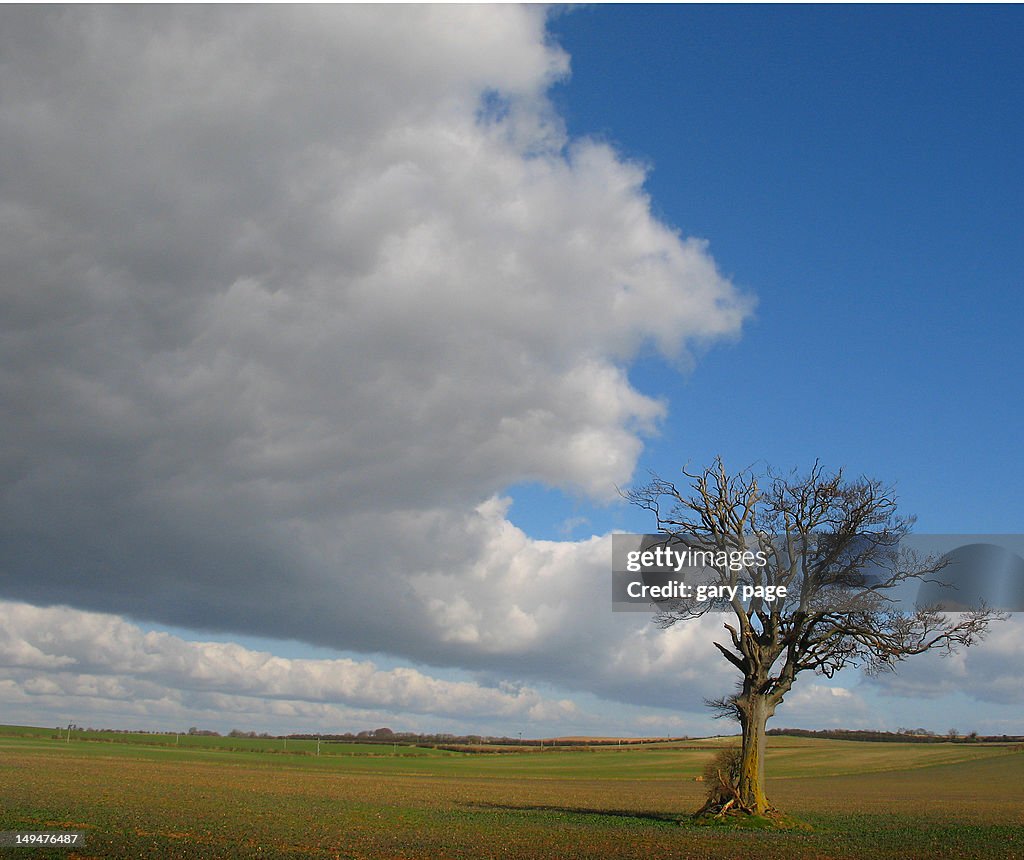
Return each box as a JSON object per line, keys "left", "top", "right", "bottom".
{"left": 1, "top": 727, "right": 1022, "bottom": 859}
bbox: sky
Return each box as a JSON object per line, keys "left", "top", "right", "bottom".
{"left": 1, "top": 5, "right": 1022, "bottom": 739}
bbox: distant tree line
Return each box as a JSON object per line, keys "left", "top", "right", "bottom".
{"left": 283, "top": 727, "right": 688, "bottom": 748}
{"left": 767, "top": 728, "right": 1024, "bottom": 743}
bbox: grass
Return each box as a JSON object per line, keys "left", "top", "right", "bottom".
{"left": 0, "top": 727, "right": 1021, "bottom": 859}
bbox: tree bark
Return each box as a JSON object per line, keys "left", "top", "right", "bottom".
{"left": 737, "top": 693, "right": 772, "bottom": 815}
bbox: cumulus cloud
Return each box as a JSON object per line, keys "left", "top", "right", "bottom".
{"left": 864, "top": 616, "right": 1024, "bottom": 706}
{"left": 0, "top": 602, "right": 578, "bottom": 732}
{"left": 0, "top": 2, "right": 751, "bottom": 704}
{"left": 773, "top": 684, "right": 872, "bottom": 729}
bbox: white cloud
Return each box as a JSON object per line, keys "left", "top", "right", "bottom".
{"left": 774, "top": 684, "right": 872, "bottom": 729}
{"left": 0, "top": 4, "right": 750, "bottom": 698}
{"left": 632, "top": 713, "right": 717, "bottom": 737}
{"left": 0, "top": 601, "right": 578, "bottom": 732}
{"left": 865, "top": 615, "right": 1024, "bottom": 706}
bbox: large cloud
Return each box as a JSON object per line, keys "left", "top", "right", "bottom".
{"left": 0, "top": 5, "right": 755, "bottom": 715}
{"left": 0, "top": 602, "right": 579, "bottom": 732}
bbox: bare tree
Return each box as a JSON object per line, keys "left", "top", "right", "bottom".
{"left": 625, "top": 458, "right": 1000, "bottom": 817}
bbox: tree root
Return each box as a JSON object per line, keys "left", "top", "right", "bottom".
{"left": 692, "top": 796, "right": 757, "bottom": 820}
{"left": 692, "top": 763, "right": 755, "bottom": 819}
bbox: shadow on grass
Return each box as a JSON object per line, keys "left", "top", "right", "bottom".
{"left": 465, "top": 801, "right": 814, "bottom": 833}
{"left": 462, "top": 800, "right": 684, "bottom": 825}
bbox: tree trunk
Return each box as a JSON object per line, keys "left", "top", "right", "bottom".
{"left": 737, "top": 694, "right": 772, "bottom": 815}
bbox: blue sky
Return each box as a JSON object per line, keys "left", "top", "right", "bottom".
{"left": 512, "top": 4, "right": 1024, "bottom": 540}
{"left": 1, "top": 5, "right": 1021, "bottom": 739}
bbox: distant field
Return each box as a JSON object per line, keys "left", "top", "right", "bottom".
{"left": 0, "top": 724, "right": 450, "bottom": 757}
{"left": 1, "top": 727, "right": 1021, "bottom": 859}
